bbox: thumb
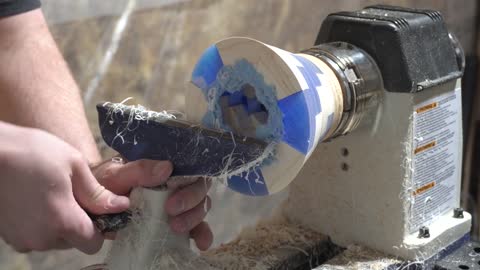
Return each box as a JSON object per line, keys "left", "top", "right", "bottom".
{"left": 72, "top": 159, "right": 130, "bottom": 215}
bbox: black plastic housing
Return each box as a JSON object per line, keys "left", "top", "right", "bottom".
{"left": 316, "top": 5, "right": 463, "bottom": 93}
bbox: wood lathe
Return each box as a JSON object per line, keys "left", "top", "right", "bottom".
{"left": 83, "top": 5, "right": 476, "bottom": 270}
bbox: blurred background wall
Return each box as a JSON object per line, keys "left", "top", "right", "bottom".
{"left": 0, "top": 1, "right": 477, "bottom": 269}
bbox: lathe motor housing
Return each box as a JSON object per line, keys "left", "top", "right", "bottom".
{"left": 283, "top": 5, "right": 470, "bottom": 260}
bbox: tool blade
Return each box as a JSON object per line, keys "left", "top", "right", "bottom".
{"left": 97, "top": 102, "right": 268, "bottom": 177}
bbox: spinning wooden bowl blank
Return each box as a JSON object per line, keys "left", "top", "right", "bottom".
{"left": 187, "top": 37, "right": 344, "bottom": 196}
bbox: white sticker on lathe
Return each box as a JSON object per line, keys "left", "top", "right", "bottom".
{"left": 409, "top": 88, "right": 461, "bottom": 233}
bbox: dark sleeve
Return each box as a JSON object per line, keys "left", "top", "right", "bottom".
{"left": 0, "top": 0, "right": 41, "bottom": 18}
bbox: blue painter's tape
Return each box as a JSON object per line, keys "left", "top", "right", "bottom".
{"left": 278, "top": 54, "right": 326, "bottom": 154}
{"left": 191, "top": 45, "right": 224, "bottom": 91}
{"left": 227, "top": 167, "right": 269, "bottom": 196}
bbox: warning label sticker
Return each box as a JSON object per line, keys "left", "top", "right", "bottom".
{"left": 409, "top": 88, "right": 461, "bottom": 233}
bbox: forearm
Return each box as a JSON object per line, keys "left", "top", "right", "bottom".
{"left": 0, "top": 9, "right": 100, "bottom": 162}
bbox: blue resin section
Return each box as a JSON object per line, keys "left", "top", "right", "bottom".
{"left": 227, "top": 169, "right": 269, "bottom": 196}
{"left": 191, "top": 45, "right": 224, "bottom": 89}
{"left": 277, "top": 54, "right": 334, "bottom": 154}
{"left": 191, "top": 58, "right": 286, "bottom": 195}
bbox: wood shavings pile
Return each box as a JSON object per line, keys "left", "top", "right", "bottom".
{"left": 314, "top": 245, "right": 402, "bottom": 270}
{"left": 200, "top": 213, "right": 328, "bottom": 270}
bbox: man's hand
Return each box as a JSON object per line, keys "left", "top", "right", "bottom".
{"left": 0, "top": 7, "right": 213, "bottom": 253}
{"left": 0, "top": 122, "right": 130, "bottom": 254}
{"left": 92, "top": 158, "right": 214, "bottom": 251}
